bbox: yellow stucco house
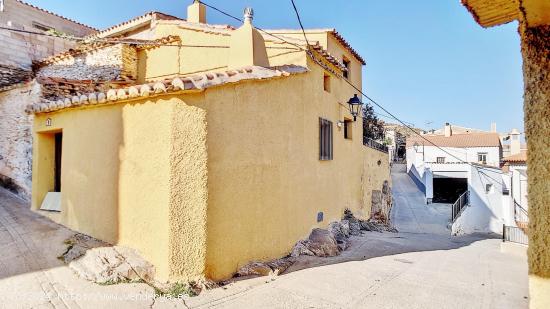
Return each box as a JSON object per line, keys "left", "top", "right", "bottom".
{"left": 28, "top": 2, "right": 390, "bottom": 281}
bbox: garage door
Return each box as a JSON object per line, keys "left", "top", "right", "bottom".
{"left": 433, "top": 178, "right": 468, "bottom": 203}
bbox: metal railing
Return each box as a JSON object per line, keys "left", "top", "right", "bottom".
{"left": 514, "top": 200, "right": 529, "bottom": 224}
{"left": 503, "top": 224, "right": 528, "bottom": 245}
{"left": 363, "top": 137, "right": 388, "bottom": 153}
{"left": 451, "top": 191, "right": 470, "bottom": 222}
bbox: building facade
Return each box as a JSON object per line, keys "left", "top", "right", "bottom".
{"left": 28, "top": 2, "right": 390, "bottom": 281}
{"left": 405, "top": 123, "right": 512, "bottom": 234}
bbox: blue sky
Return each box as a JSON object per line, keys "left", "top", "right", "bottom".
{"left": 26, "top": 0, "right": 524, "bottom": 133}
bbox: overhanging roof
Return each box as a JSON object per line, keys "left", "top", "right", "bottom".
{"left": 462, "top": 0, "right": 550, "bottom": 27}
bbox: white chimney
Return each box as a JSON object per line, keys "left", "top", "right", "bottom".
{"left": 228, "top": 7, "right": 269, "bottom": 69}
{"left": 510, "top": 128, "right": 521, "bottom": 155}
{"left": 187, "top": 0, "right": 206, "bottom": 23}
{"left": 444, "top": 123, "right": 452, "bottom": 137}
{"left": 491, "top": 122, "right": 497, "bottom": 133}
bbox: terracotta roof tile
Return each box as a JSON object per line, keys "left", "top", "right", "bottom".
{"left": 406, "top": 132, "right": 501, "bottom": 148}
{"left": 85, "top": 12, "right": 182, "bottom": 39}
{"left": 27, "top": 65, "right": 308, "bottom": 114}
{"left": 34, "top": 36, "right": 181, "bottom": 67}
{"left": 503, "top": 150, "right": 527, "bottom": 163}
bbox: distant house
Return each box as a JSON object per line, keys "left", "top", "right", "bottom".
{"left": 406, "top": 123, "right": 514, "bottom": 235}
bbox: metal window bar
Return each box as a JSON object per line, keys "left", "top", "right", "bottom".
{"left": 502, "top": 224, "right": 528, "bottom": 245}
{"left": 363, "top": 136, "right": 388, "bottom": 153}
{"left": 451, "top": 191, "right": 470, "bottom": 222}
{"left": 319, "top": 118, "right": 333, "bottom": 160}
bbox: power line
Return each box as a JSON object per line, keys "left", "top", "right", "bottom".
{"left": 288, "top": 0, "right": 508, "bottom": 177}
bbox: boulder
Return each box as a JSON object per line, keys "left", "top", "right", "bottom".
{"left": 69, "top": 246, "right": 155, "bottom": 284}
{"left": 306, "top": 228, "right": 340, "bottom": 257}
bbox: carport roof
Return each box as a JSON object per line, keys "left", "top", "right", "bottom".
{"left": 406, "top": 132, "right": 501, "bottom": 148}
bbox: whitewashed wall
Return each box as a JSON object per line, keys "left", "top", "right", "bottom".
{"left": 452, "top": 165, "right": 513, "bottom": 235}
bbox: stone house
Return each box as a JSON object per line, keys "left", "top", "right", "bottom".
{"left": 0, "top": 0, "right": 95, "bottom": 199}
{"left": 461, "top": 0, "right": 550, "bottom": 307}
{"left": 28, "top": 2, "right": 391, "bottom": 281}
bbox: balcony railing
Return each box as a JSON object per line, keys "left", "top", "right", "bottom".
{"left": 514, "top": 200, "right": 529, "bottom": 224}
{"left": 451, "top": 191, "right": 470, "bottom": 222}
{"left": 503, "top": 224, "right": 528, "bottom": 245}
{"left": 363, "top": 137, "right": 388, "bottom": 153}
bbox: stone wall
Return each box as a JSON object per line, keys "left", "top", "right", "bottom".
{"left": 0, "top": 81, "right": 40, "bottom": 200}
{"left": 37, "top": 44, "right": 138, "bottom": 83}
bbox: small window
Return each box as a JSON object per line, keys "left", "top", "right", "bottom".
{"left": 344, "top": 119, "right": 352, "bottom": 140}
{"left": 319, "top": 118, "right": 333, "bottom": 160}
{"left": 342, "top": 57, "right": 351, "bottom": 79}
{"left": 486, "top": 183, "right": 493, "bottom": 193}
{"left": 478, "top": 152, "right": 488, "bottom": 164}
{"left": 323, "top": 73, "right": 331, "bottom": 92}
{"left": 436, "top": 157, "right": 445, "bottom": 163}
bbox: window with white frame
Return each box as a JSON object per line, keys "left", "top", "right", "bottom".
{"left": 477, "top": 152, "right": 488, "bottom": 164}
{"left": 436, "top": 157, "right": 445, "bottom": 163}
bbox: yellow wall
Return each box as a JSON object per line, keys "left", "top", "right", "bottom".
{"left": 179, "top": 59, "right": 388, "bottom": 280}
{"left": 32, "top": 21, "right": 390, "bottom": 281}
{"left": 32, "top": 99, "right": 208, "bottom": 280}
{"left": 32, "top": 62, "right": 389, "bottom": 281}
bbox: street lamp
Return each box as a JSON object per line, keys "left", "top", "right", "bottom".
{"left": 347, "top": 94, "right": 363, "bottom": 121}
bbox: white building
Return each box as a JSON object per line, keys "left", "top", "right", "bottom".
{"left": 502, "top": 129, "right": 528, "bottom": 230}
{"left": 406, "top": 123, "right": 515, "bottom": 235}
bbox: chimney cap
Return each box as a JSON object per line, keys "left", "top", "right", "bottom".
{"left": 244, "top": 7, "right": 254, "bottom": 23}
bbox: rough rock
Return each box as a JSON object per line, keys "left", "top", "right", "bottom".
{"left": 343, "top": 210, "right": 361, "bottom": 236}
{"left": 61, "top": 234, "right": 155, "bottom": 284}
{"left": 305, "top": 228, "right": 340, "bottom": 257}
{"left": 290, "top": 239, "right": 315, "bottom": 257}
{"left": 236, "top": 262, "right": 273, "bottom": 277}
{"left": 328, "top": 221, "right": 350, "bottom": 251}
{"left": 69, "top": 246, "right": 155, "bottom": 284}
{"left": 359, "top": 219, "right": 398, "bottom": 233}
{"left": 236, "top": 258, "right": 295, "bottom": 277}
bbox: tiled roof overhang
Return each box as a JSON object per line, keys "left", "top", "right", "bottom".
{"left": 406, "top": 132, "right": 502, "bottom": 148}
{"left": 461, "top": 0, "right": 519, "bottom": 27}
{"left": 328, "top": 30, "right": 366, "bottom": 65}
{"left": 85, "top": 12, "right": 182, "bottom": 39}
{"left": 34, "top": 36, "right": 182, "bottom": 68}
{"left": 503, "top": 150, "right": 527, "bottom": 162}
{"left": 27, "top": 65, "right": 308, "bottom": 114}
